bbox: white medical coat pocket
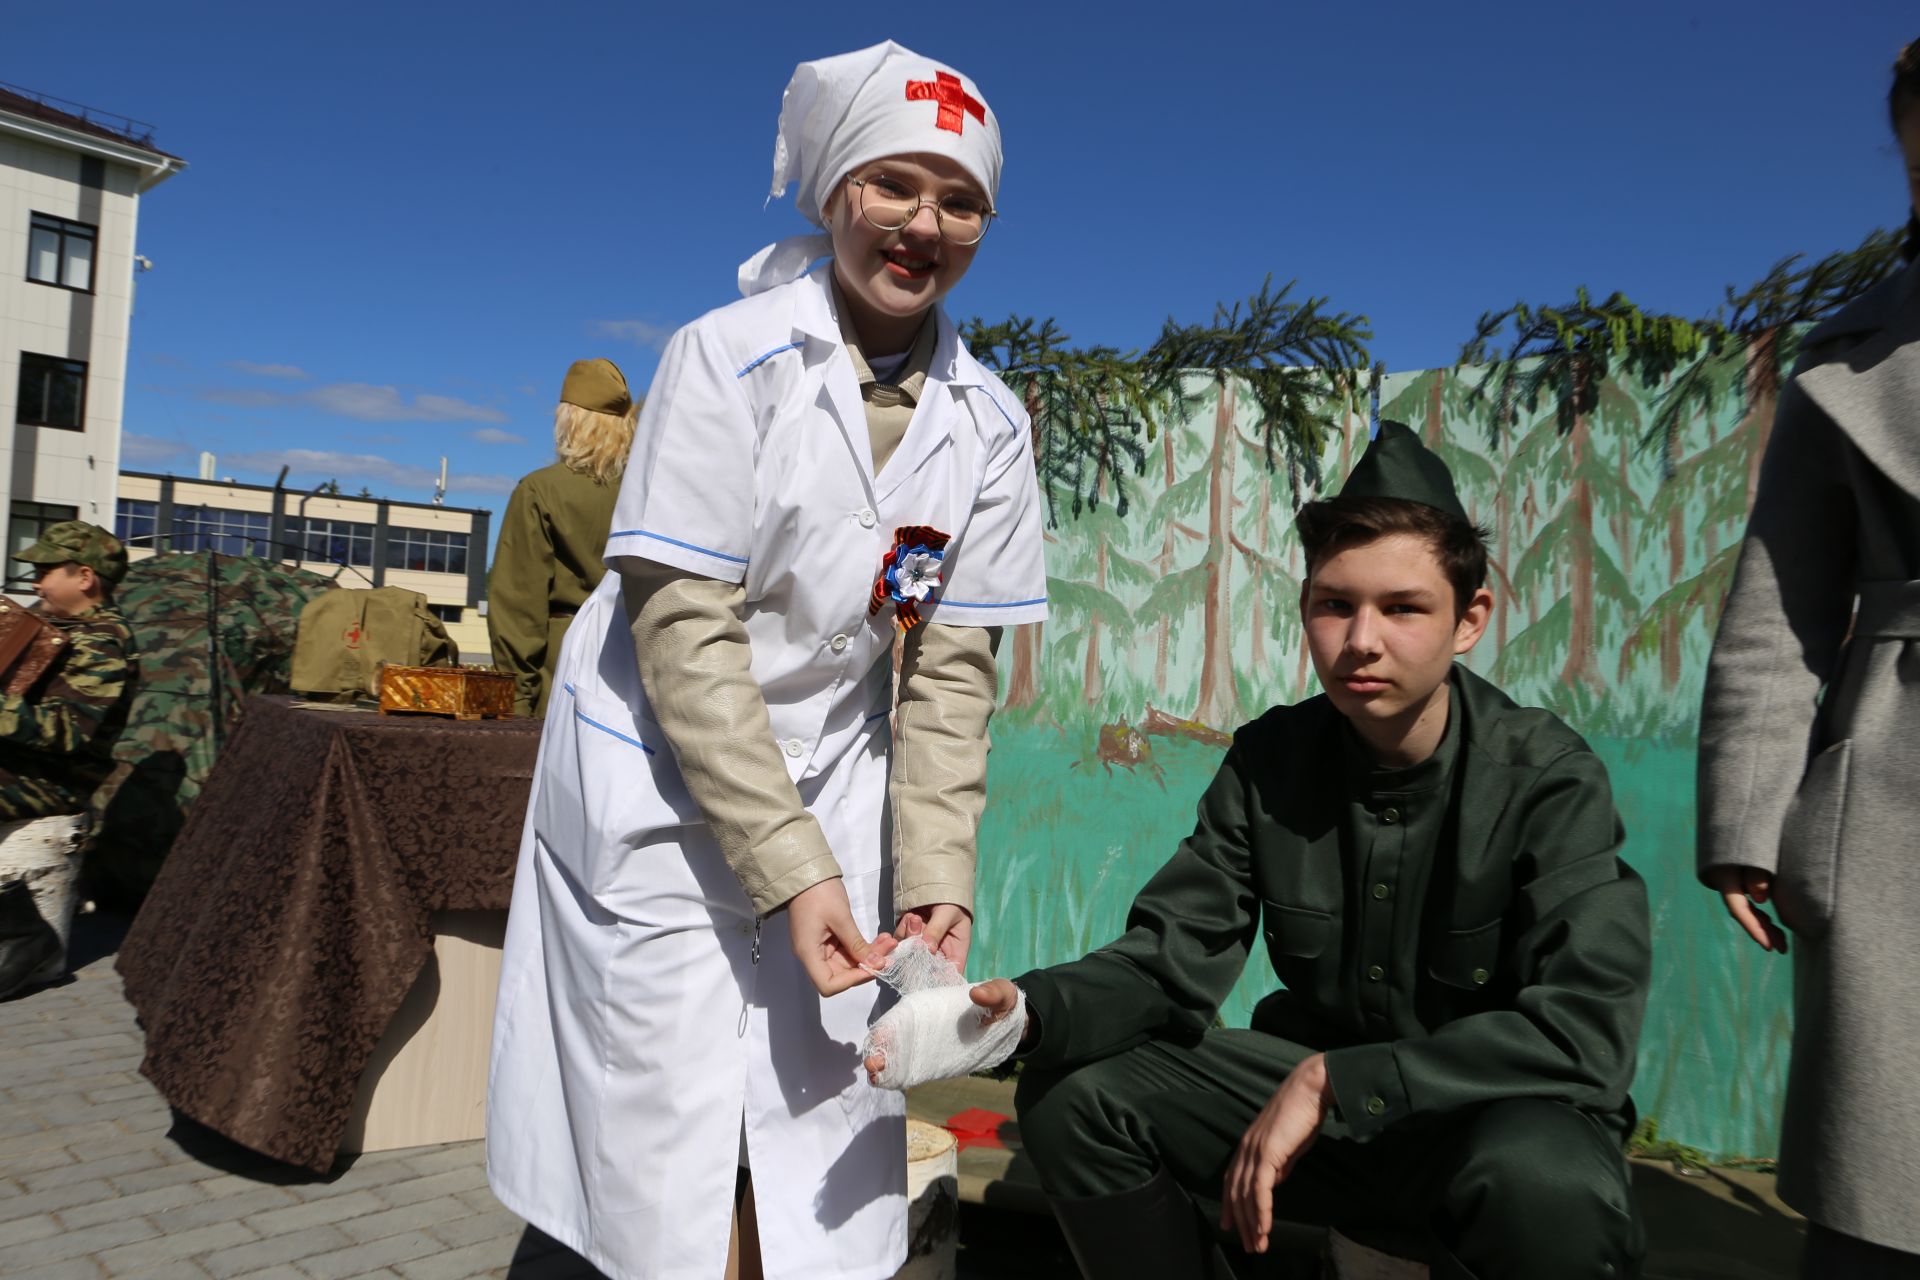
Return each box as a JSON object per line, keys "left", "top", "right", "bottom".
{"left": 536, "top": 680, "right": 703, "bottom": 897}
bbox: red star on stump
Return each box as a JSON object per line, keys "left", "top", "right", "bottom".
{"left": 905, "top": 71, "right": 986, "bottom": 135}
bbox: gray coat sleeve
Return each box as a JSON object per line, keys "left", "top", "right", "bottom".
{"left": 1697, "top": 381, "right": 1858, "bottom": 881}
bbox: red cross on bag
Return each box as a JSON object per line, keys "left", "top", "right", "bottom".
{"left": 904, "top": 71, "right": 986, "bottom": 135}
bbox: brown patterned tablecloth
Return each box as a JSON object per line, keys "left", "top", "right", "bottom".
{"left": 117, "top": 696, "right": 538, "bottom": 1172}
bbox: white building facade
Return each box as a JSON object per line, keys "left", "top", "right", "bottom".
{"left": 0, "top": 85, "right": 182, "bottom": 579}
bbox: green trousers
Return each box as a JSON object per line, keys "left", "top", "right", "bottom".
{"left": 1015, "top": 1029, "right": 1644, "bottom": 1280}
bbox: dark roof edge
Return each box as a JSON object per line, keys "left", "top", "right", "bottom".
{"left": 0, "top": 85, "right": 181, "bottom": 162}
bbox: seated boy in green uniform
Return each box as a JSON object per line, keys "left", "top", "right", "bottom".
{"left": 865, "top": 424, "right": 1652, "bottom": 1279}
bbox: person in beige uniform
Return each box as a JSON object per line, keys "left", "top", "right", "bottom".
{"left": 487, "top": 359, "right": 637, "bottom": 716}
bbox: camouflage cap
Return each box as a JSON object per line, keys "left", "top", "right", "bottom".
{"left": 559, "top": 358, "right": 632, "bottom": 417}
{"left": 13, "top": 521, "right": 129, "bottom": 584}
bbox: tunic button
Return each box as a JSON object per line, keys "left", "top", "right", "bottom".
{"left": 1366, "top": 1096, "right": 1387, "bottom": 1117}
{"left": 1381, "top": 807, "right": 1400, "bottom": 824}
{"left": 1371, "top": 883, "right": 1392, "bottom": 901}
{"left": 1366, "top": 964, "right": 1384, "bottom": 982}
{"left": 858, "top": 508, "right": 877, "bottom": 528}
{"left": 783, "top": 739, "right": 804, "bottom": 758}
{"left": 830, "top": 634, "right": 849, "bottom": 653}
{"left": 1471, "top": 967, "right": 1490, "bottom": 985}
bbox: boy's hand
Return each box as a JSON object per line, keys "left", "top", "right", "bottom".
{"left": 969, "top": 979, "right": 1026, "bottom": 1032}
{"left": 1220, "top": 1053, "right": 1333, "bottom": 1256}
{"left": 1703, "top": 866, "right": 1788, "bottom": 953}
{"left": 860, "top": 979, "right": 1022, "bottom": 1080}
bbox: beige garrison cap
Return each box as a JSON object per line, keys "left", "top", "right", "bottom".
{"left": 559, "top": 359, "right": 632, "bottom": 417}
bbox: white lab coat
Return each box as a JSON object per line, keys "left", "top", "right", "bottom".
{"left": 486, "top": 266, "right": 1047, "bottom": 1280}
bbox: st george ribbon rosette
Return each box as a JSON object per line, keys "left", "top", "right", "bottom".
{"left": 869, "top": 525, "right": 951, "bottom": 631}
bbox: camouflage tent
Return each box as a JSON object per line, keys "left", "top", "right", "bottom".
{"left": 86, "top": 551, "right": 336, "bottom": 906}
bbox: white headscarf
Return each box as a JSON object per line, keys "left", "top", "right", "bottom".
{"left": 738, "top": 40, "right": 1003, "bottom": 297}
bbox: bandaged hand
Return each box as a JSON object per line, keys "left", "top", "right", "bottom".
{"left": 858, "top": 938, "right": 1027, "bottom": 1089}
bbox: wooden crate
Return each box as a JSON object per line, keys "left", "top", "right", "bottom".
{"left": 377, "top": 664, "right": 515, "bottom": 720}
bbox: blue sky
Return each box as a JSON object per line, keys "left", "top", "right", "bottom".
{"left": 12, "top": 1, "right": 1916, "bottom": 527}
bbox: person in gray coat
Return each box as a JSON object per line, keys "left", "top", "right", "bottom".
{"left": 1698, "top": 38, "right": 1920, "bottom": 1279}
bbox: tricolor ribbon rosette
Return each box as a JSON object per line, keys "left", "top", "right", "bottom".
{"left": 869, "top": 525, "right": 951, "bottom": 631}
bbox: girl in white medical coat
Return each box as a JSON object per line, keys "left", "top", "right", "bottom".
{"left": 486, "top": 40, "right": 1047, "bottom": 1280}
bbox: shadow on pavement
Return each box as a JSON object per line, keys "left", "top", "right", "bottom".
{"left": 163, "top": 1108, "right": 350, "bottom": 1185}
{"left": 66, "top": 905, "right": 133, "bottom": 971}
{"left": 505, "top": 1226, "right": 605, "bottom": 1278}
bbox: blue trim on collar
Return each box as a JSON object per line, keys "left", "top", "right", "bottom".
{"left": 976, "top": 390, "right": 1020, "bottom": 437}
{"left": 736, "top": 341, "right": 803, "bottom": 378}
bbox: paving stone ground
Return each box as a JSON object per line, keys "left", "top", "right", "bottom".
{"left": 4, "top": 912, "right": 1806, "bottom": 1280}
{"left": 0, "top": 913, "right": 1067, "bottom": 1280}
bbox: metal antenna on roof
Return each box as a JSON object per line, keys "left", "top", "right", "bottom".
{"left": 432, "top": 457, "right": 447, "bottom": 506}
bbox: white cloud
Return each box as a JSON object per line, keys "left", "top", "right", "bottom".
{"left": 224, "top": 447, "right": 518, "bottom": 499}
{"left": 197, "top": 382, "right": 510, "bottom": 424}
{"left": 228, "top": 361, "right": 311, "bottom": 380}
{"left": 469, "top": 428, "right": 525, "bottom": 445}
{"left": 200, "top": 388, "right": 286, "bottom": 409}
{"left": 306, "top": 384, "right": 511, "bottom": 424}
{"left": 121, "top": 433, "right": 192, "bottom": 463}
{"left": 595, "top": 319, "right": 674, "bottom": 353}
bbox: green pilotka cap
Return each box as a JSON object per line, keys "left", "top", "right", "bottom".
{"left": 12, "top": 521, "right": 128, "bottom": 585}
{"left": 1338, "top": 420, "right": 1469, "bottom": 522}
{"left": 558, "top": 358, "right": 632, "bottom": 417}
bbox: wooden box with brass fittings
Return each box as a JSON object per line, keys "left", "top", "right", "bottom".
{"left": 376, "top": 664, "right": 515, "bottom": 721}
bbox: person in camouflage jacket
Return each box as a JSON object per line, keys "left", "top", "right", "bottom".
{"left": 0, "top": 522, "right": 135, "bottom": 820}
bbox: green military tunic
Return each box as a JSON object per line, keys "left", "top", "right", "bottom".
{"left": 1014, "top": 665, "right": 1651, "bottom": 1275}
{"left": 488, "top": 463, "right": 621, "bottom": 717}
{"left": 0, "top": 602, "right": 135, "bottom": 820}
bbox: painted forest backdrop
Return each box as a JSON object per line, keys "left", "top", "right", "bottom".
{"left": 962, "top": 230, "right": 1910, "bottom": 1160}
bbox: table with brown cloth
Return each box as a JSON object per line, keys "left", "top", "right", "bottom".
{"left": 116, "top": 695, "right": 539, "bottom": 1172}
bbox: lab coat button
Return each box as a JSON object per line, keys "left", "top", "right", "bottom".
{"left": 783, "top": 739, "right": 804, "bottom": 758}
{"left": 858, "top": 508, "right": 877, "bottom": 528}
{"left": 830, "top": 634, "right": 850, "bottom": 653}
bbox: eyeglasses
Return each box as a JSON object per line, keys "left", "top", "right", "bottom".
{"left": 846, "top": 175, "right": 996, "bottom": 246}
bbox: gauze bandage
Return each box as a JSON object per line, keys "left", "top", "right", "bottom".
{"left": 865, "top": 933, "right": 965, "bottom": 995}
{"left": 861, "top": 938, "right": 1026, "bottom": 1090}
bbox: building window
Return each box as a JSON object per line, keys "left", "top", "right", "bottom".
{"left": 288, "top": 517, "right": 375, "bottom": 567}
{"left": 426, "top": 604, "right": 464, "bottom": 624}
{"left": 171, "top": 506, "right": 271, "bottom": 556}
{"left": 115, "top": 499, "right": 159, "bottom": 548}
{"left": 27, "top": 214, "right": 95, "bottom": 292}
{"left": 386, "top": 527, "right": 469, "bottom": 575}
{"left": 16, "top": 353, "right": 88, "bottom": 431}
{"left": 8, "top": 500, "right": 79, "bottom": 587}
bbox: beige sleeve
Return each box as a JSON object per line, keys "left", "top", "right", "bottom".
{"left": 621, "top": 564, "right": 842, "bottom": 916}
{"left": 891, "top": 623, "right": 1001, "bottom": 916}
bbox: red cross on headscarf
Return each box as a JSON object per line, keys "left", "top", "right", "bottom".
{"left": 905, "top": 71, "right": 986, "bottom": 135}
